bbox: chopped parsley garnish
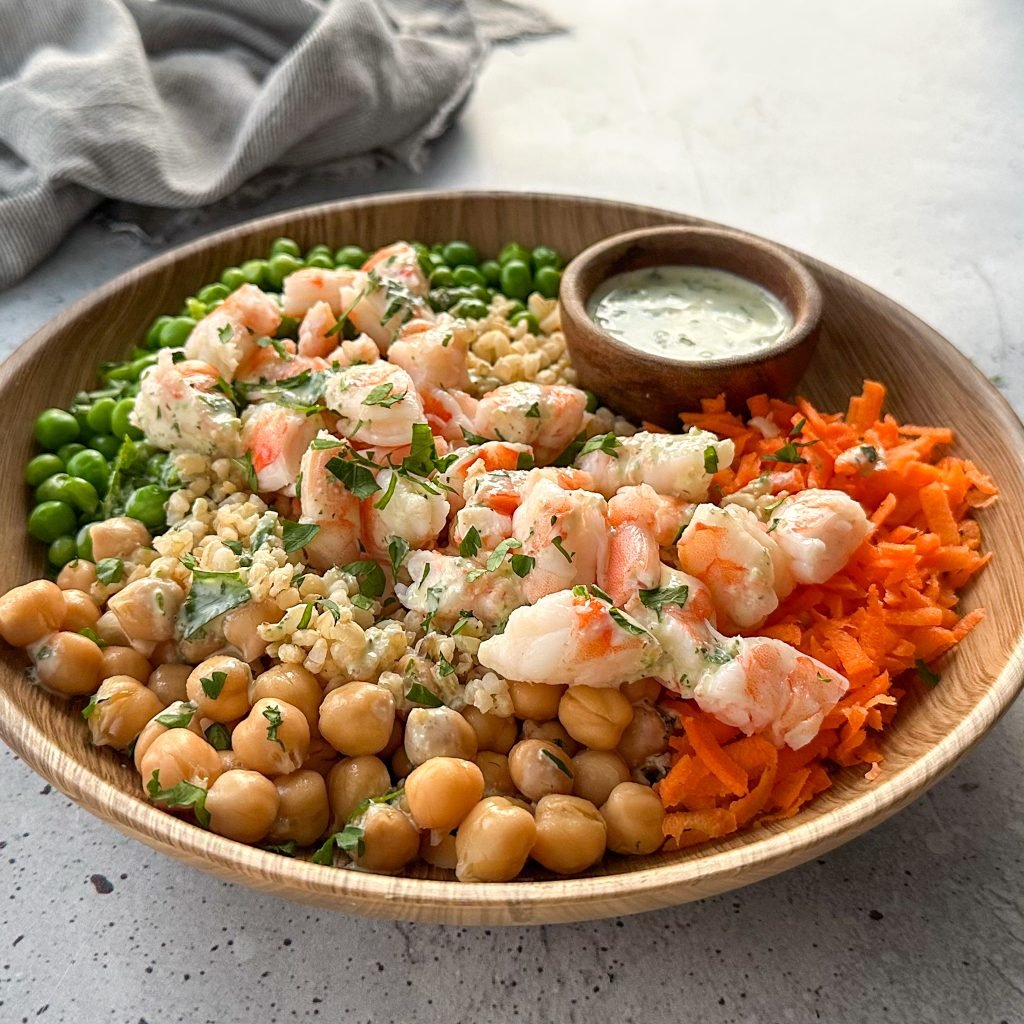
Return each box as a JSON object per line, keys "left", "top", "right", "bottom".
{"left": 78, "top": 626, "right": 107, "bottom": 648}
{"left": 609, "top": 607, "right": 650, "bottom": 637}
{"left": 362, "top": 382, "right": 406, "bottom": 408}
{"left": 311, "top": 825, "right": 366, "bottom": 865}
{"left": 762, "top": 439, "right": 819, "bottom": 464}
{"left": 459, "top": 526, "right": 482, "bottom": 559}
{"left": 541, "top": 748, "right": 573, "bottom": 779}
{"left": 550, "top": 430, "right": 587, "bottom": 467}
{"left": 81, "top": 694, "right": 106, "bottom": 720}
{"left": 515, "top": 451, "right": 535, "bottom": 470}
{"left": 262, "top": 703, "right": 285, "bottom": 748}
{"left": 486, "top": 537, "right": 523, "bottom": 572}
{"left": 525, "top": 402, "right": 541, "bottom": 419}
{"left": 437, "top": 655, "right": 456, "bottom": 677}
{"left": 509, "top": 554, "right": 535, "bottom": 577}
{"left": 461, "top": 426, "right": 490, "bottom": 446}
{"left": 319, "top": 599, "right": 342, "bottom": 623}
{"left": 177, "top": 568, "right": 251, "bottom": 641}
{"left": 405, "top": 682, "right": 443, "bottom": 707}
{"left": 217, "top": 323, "right": 234, "bottom": 345}
{"left": 387, "top": 536, "right": 410, "bottom": 577}
{"left": 639, "top": 584, "right": 690, "bottom": 614}
{"left": 703, "top": 445, "right": 719, "bottom": 474}
{"left": 233, "top": 451, "right": 259, "bottom": 492}
{"left": 699, "top": 641, "right": 740, "bottom": 665}
{"left": 916, "top": 659, "right": 941, "bottom": 687}
{"left": 551, "top": 537, "right": 574, "bottom": 563}
{"left": 572, "top": 583, "right": 614, "bottom": 604}
{"left": 95, "top": 557, "right": 125, "bottom": 585}
{"left": 859, "top": 444, "right": 879, "bottom": 464}
{"left": 204, "top": 723, "right": 232, "bottom": 751}
{"left": 373, "top": 471, "right": 399, "bottom": 510}
{"left": 262, "top": 840, "right": 299, "bottom": 857}
{"left": 281, "top": 519, "right": 320, "bottom": 554}
{"left": 402, "top": 422, "right": 441, "bottom": 478}
{"left": 155, "top": 702, "right": 197, "bottom": 728}
{"left": 578, "top": 432, "right": 621, "bottom": 459}
{"left": 296, "top": 603, "right": 315, "bottom": 630}
{"left": 146, "top": 770, "right": 210, "bottom": 827}
{"left": 790, "top": 417, "right": 807, "bottom": 437}
{"left": 326, "top": 453, "right": 381, "bottom": 500}
{"left": 200, "top": 670, "right": 228, "bottom": 700}
{"left": 340, "top": 559, "right": 387, "bottom": 600}
{"left": 256, "top": 335, "right": 291, "bottom": 360}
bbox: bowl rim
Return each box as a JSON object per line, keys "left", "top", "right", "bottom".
{"left": 2, "top": 187, "right": 1023, "bottom": 922}
{"left": 560, "top": 224, "right": 824, "bottom": 370}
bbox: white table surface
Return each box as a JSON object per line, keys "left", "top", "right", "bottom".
{"left": 2, "top": 2, "right": 1023, "bottom": 1022}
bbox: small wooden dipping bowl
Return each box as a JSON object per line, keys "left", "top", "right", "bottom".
{"left": 559, "top": 225, "right": 823, "bottom": 427}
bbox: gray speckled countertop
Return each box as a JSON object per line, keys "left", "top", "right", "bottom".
{"left": 2, "top": 2, "right": 1023, "bottom": 1022}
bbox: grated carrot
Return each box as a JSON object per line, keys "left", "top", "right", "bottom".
{"left": 659, "top": 380, "right": 996, "bottom": 847}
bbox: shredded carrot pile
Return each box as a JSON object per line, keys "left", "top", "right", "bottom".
{"left": 656, "top": 380, "right": 997, "bottom": 850}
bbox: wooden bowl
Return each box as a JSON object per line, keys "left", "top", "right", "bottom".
{"left": 1, "top": 191, "right": 1022, "bottom": 925}
{"left": 560, "top": 225, "right": 822, "bottom": 426}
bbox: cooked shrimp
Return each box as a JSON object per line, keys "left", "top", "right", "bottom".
{"left": 323, "top": 362, "right": 426, "bottom": 448}
{"left": 693, "top": 634, "right": 849, "bottom": 749}
{"left": 422, "top": 387, "right": 479, "bottom": 443}
{"left": 360, "top": 467, "right": 450, "bottom": 559}
{"left": 340, "top": 264, "right": 433, "bottom": 352}
{"left": 440, "top": 441, "right": 534, "bottom": 515}
{"left": 388, "top": 316, "right": 473, "bottom": 393}
{"left": 676, "top": 504, "right": 794, "bottom": 631}
{"left": 768, "top": 489, "right": 871, "bottom": 585}
{"left": 474, "top": 382, "right": 588, "bottom": 464}
{"left": 297, "top": 301, "right": 340, "bottom": 358}
{"left": 240, "top": 403, "right": 322, "bottom": 495}
{"left": 577, "top": 429, "right": 734, "bottom": 500}
{"left": 511, "top": 476, "right": 608, "bottom": 602}
{"left": 396, "top": 550, "right": 526, "bottom": 629}
{"left": 296, "top": 433, "right": 361, "bottom": 570}
{"left": 183, "top": 284, "right": 282, "bottom": 380}
{"left": 324, "top": 335, "right": 380, "bottom": 368}
{"left": 477, "top": 588, "right": 663, "bottom": 688}
{"left": 234, "top": 341, "right": 328, "bottom": 384}
{"left": 132, "top": 350, "right": 241, "bottom": 457}
{"left": 281, "top": 267, "right": 359, "bottom": 317}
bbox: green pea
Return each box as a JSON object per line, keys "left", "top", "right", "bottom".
{"left": 67, "top": 449, "right": 110, "bottom": 495}
{"left": 499, "top": 260, "right": 533, "bottom": 300}
{"left": 534, "top": 266, "right": 562, "bottom": 299}
{"left": 469, "top": 285, "right": 491, "bottom": 303}
{"left": 306, "top": 244, "right": 333, "bottom": 259}
{"left": 480, "top": 260, "right": 501, "bottom": 285}
{"left": 270, "top": 237, "right": 302, "bottom": 259}
{"left": 531, "top": 246, "right": 563, "bottom": 271}
{"left": 125, "top": 485, "right": 168, "bottom": 528}
{"left": 24, "top": 453, "right": 64, "bottom": 487}
{"left": 197, "top": 283, "right": 231, "bottom": 305}
{"left": 503, "top": 298, "right": 526, "bottom": 315}
{"left": 85, "top": 397, "right": 116, "bottom": 434}
{"left": 92, "top": 434, "right": 121, "bottom": 460}
{"left": 428, "top": 289, "right": 454, "bottom": 313}
{"left": 57, "top": 443, "right": 86, "bottom": 465}
{"left": 452, "top": 265, "right": 486, "bottom": 288}
{"left": 47, "top": 535, "right": 78, "bottom": 569}
{"left": 509, "top": 310, "right": 540, "bottom": 334}
{"left": 76, "top": 523, "right": 95, "bottom": 561}
{"left": 305, "top": 253, "right": 334, "bottom": 269}
{"left": 184, "top": 297, "right": 208, "bottom": 320}
{"left": 110, "top": 398, "right": 138, "bottom": 440}
{"left": 158, "top": 316, "right": 197, "bottom": 349}
{"left": 29, "top": 501, "right": 76, "bottom": 543}
{"left": 334, "top": 245, "right": 368, "bottom": 269}
{"left": 275, "top": 315, "right": 301, "bottom": 340}
{"left": 220, "top": 266, "right": 247, "bottom": 290}
{"left": 498, "top": 243, "right": 531, "bottom": 266}
{"left": 452, "top": 298, "right": 489, "bottom": 320}
{"left": 38, "top": 473, "right": 98, "bottom": 514}
{"left": 267, "top": 253, "right": 304, "bottom": 289}
{"left": 430, "top": 267, "right": 455, "bottom": 288}
{"left": 584, "top": 390, "right": 600, "bottom": 414}
{"left": 442, "top": 241, "right": 478, "bottom": 267}
{"left": 72, "top": 407, "right": 94, "bottom": 439}
{"left": 427, "top": 252, "right": 447, "bottom": 270}
{"left": 241, "top": 259, "right": 271, "bottom": 287}
{"left": 145, "top": 315, "right": 174, "bottom": 349}
{"left": 146, "top": 453, "right": 168, "bottom": 481}
{"left": 33, "top": 408, "right": 80, "bottom": 451}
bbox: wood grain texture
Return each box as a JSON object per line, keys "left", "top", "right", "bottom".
{"left": 1, "top": 191, "right": 1022, "bottom": 925}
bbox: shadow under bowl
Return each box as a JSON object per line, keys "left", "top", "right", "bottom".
{"left": 559, "top": 225, "right": 823, "bottom": 427}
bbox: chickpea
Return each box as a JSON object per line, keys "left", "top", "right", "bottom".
{"left": 572, "top": 749, "right": 630, "bottom": 807}
{"left": 101, "top": 645, "right": 152, "bottom": 683}
{"left": 621, "top": 676, "right": 663, "bottom": 704}
{"left": 327, "top": 755, "right": 392, "bottom": 829}
{"left": 617, "top": 703, "right": 668, "bottom": 768}
{"left": 405, "top": 757, "right": 485, "bottom": 831}
{"left": 302, "top": 733, "right": 340, "bottom": 776}
{"left": 508, "top": 680, "right": 564, "bottom": 721}
{"left": 319, "top": 681, "right": 395, "bottom": 757}
{"left": 420, "top": 830, "right": 458, "bottom": 870}
{"left": 206, "top": 770, "right": 280, "bottom": 843}
{"left": 391, "top": 744, "right": 414, "bottom": 781}
{"left": 139, "top": 729, "right": 221, "bottom": 800}
{"left": 508, "top": 739, "right": 575, "bottom": 801}
{"left": 380, "top": 719, "right": 403, "bottom": 760}
{"left": 32, "top": 631, "right": 104, "bottom": 696}
{"left": 601, "top": 782, "right": 665, "bottom": 855}
{"left": 266, "top": 770, "right": 330, "bottom": 847}
{"left": 475, "top": 751, "right": 515, "bottom": 797}
{"left": 404, "top": 706, "right": 477, "bottom": 767}
{"left": 89, "top": 516, "right": 151, "bottom": 561}
{"left": 232, "top": 698, "right": 310, "bottom": 775}
{"left": 149, "top": 640, "right": 179, "bottom": 666}
{"left": 133, "top": 700, "right": 203, "bottom": 770}
{"left": 108, "top": 578, "right": 184, "bottom": 642}
{"left": 217, "top": 749, "right": 247, "bottom": 772}
{"left": 86, "top": 675, "right": 164, "bottom": 749}
{"left": 461, "top": 706, "right": 517, "bottom": 754}
{"left": 249, "top": 663, "right": 321, "bottom": 730}
{"left": 531, "top": 794, "right": 607, "bottom": 874}
{"left": 0, "top": 581, "right": 66, "bottom": 647}
{"left": 147, "top": 663, "right": 192, "bottom": 707}
{"left": 352, "top": 803, "right": 421, "bottom": 873}
{"left": 186, "top": 655, "right": 252, "bottom": 723}
{"left": 60, "top": 589, "right": 100, "bottom": 632}
{"left": 56, "top": 559, "right": 97, "bottom": 593}
{"left": 94, "top": 610, "right": 130, "bottom": 647}
{"left": 455, "top": 796, "right": 536, "bottom": 882}
{"left": 558, "top": 686, "right": 633, "bottom": 750}
{"left": 521, "top": 719, "right": 579, "bottom": 756}
{"left": 223, "top": 599, "right": 282, "bottom": 661}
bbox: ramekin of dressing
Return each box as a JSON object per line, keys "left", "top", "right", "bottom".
{"left": 559, "top": 225, "right": 822, "bottom": 427}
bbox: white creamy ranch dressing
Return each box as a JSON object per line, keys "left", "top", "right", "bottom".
{"left": 587, "top": 265, "right": 793, "bottom": 359}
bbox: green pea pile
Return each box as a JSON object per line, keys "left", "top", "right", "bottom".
{"left": 23, "top": 236, "right": 565, "bottom": 571}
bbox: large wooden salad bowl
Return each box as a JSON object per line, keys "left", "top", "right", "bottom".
{"left": 1, "top": 192, "right": 1022, "bottom": 924}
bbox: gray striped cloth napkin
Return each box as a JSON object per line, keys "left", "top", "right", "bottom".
{"left": 0, "top": 0, "right": 559, "bottom": 287}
